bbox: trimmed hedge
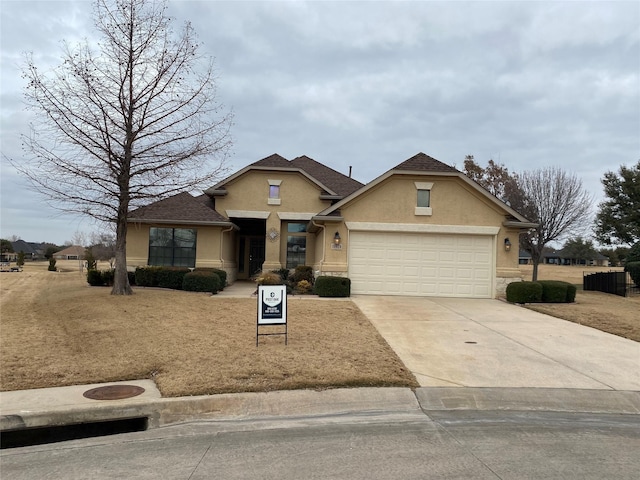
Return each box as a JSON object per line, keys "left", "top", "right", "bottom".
{"left": 193, "top": 268, "right": 227, "bottom": 288}
{"left": 538, "top": 280, "right": 570, "bottom": 303}
{"left": 156, "top": 267, "right": 190, "bottom": 290}
{"left": 506, "top": 280, "right": 576, "bottom": 304}
{"left": 86, "top": 269, "right": 115, "bottom": 287}
{"left": 182, "top": 270, "right": 222, "bottom": 293}
{"left": 625, "top": 261, "right": 640, "bottom": 287}
{"left": 565, "top": 283, "right": 577, "bottom": 303}
{"left": 314, "top": 276, "right": 351, "bottom": 297}
{"left": 506, "top": 281, "right": 543, "bottom": 304}
{"left": 135, "top": 266, "right": 162, "bottom": 287}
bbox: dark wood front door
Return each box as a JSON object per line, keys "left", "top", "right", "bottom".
{"left": 248, "top": 238, "right": 265, "bottom": 276}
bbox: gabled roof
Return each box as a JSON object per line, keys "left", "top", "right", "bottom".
{"left": 289, "top": 155, "right": 364, "bottom": 197}
{"left": 55, "top": 245, "right": 85, "bottom": 257}
{"left": 207, "top": 153, "right": 363, "bottom": 198}
{"left": 128, "top": 192, "right": 232, "bottom": 225}
{"left": 317, "top": 152, "right": 536, "bottom": 227}
{"left": 392, "top": 152, "right": 460, "bottom": 173}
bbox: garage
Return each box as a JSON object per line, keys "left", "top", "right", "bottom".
{"left": 348, "top": 231, "right": 494, "bottom": 298}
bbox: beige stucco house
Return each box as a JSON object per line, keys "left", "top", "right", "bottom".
{"left": 127, "top": 153, "right": 536, "bottom": 297}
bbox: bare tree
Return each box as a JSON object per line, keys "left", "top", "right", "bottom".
{"left": 14, "top": 0, "right": 232, "bottom": 294}
{"left": 518, "top": 167, "right": 592, "bottom": 281}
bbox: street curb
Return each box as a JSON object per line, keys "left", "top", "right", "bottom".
{"left": 1, "top": 387, "right": 421, "bottom": 432}
{"left": 416, "top": 387, "right": 640, "bottom": 414}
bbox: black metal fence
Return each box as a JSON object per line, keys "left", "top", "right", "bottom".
{"left": 583, "top": 271, "right": 638, "bottom": 297}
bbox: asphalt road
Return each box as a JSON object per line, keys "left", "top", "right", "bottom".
{"left": 2, "top": 409, "right": 639, "bottom": 479}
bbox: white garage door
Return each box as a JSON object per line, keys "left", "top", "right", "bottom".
{"left": 349, "top": 231, "right": 494, "bottom": 298}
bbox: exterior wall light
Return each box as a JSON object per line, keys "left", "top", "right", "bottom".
{"left": 334, "top": 232, "right": 341, "bottom": 245}
{"left": 504, "top": 238, "right": 512, "bottom": 252}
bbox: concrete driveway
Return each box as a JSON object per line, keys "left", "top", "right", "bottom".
{"left": 352, "top": 296, "right": 640, "bottom": 391}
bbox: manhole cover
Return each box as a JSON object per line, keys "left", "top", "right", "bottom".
{"left": 83, "top": 385, "right": 145, "bottom": 401}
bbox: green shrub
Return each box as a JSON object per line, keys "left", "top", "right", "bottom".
{"left": 48, "top": 258, "right": 57, "bottom": 272}
{"left": 84, "top": 248, "right": 97, "bottom": 270}
{"left": 291, "top": 265, "right": 314, "bottom": 285}
{"left": 538, "top": 280, "right": 570, "bottom": 303}
{"left": 101, "top": 269, "right": 115, "bottom": 286}
{"left": 183, "top": 270, "right": 222, "bottom": 293}
{"left": 506, "top": 281, "right": 543, "bottom": 303}
{"left": 156, "top": 267, "right": 190, "bottom": 290}
{"left": 87, "top": 269, "right": 104, "bottom": 286}
{"left": 135, "top": 266, "right": 162, "bottom": 287}
{"left": 625, "top": 261, "right": 640, "bottom": 287}
{"left": 86, "top": 269, "right": 115, "bottom": 287}
{"left": 127, "top": 271, "right": 136, "bottom": 286}
{"left": 193, "top": 268, "right": 227, "bottom": 288}
{"left": 16, "top": 251, "right": 25, "bottom": 267}
{"left": 314, "top": 276, "right": 351, "bottom": 297}
{"left": 565, "top": 283, "right": 577, "bottom": 303}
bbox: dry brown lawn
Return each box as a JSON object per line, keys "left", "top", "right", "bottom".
{"left": 0, "top": 262, "right": 417, "bottom": 396}
{"left": 518, "top": 264, "right": 640, "bottom": 342}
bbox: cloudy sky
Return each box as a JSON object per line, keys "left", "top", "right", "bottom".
{"left": 1, "top": 0, "right": 638, "bottom": 245}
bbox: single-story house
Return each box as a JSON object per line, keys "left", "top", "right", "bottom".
{"left": 54, "top": 245, "right": 85, "bottom": 260}
{"left": 519, "top": 249, "right": 609, "bottom": 267}
{"left": 127, "top": 153, "right": 537, "bottom": 298}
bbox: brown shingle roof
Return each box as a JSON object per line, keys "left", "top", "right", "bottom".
{"left": 250, "top": 153, "right": 291, "bottom": 168}
{"left": 128, "top": 192, "right": 229, "bottom": 223}
{"left": 290, "top": 155, "right": 364, "bottom": 197}
{"left": 392, "top": 152, "right": 459, "bottom": 173}
{"left": 215, "top": 153, "right": 364, "bottom": 197}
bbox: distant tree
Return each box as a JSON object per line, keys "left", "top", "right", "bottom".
{"left": 15, "top": 0, "right": 232, "bottom": 295}
{"left": 44, "top": 245, "right": 62, "bottom": 260}
{"left": 89, "top": 231, "right": 116, "bottom": 265}
{"left": 599, "top": 247, "right": 619, "bottom": 266}
{"left": 463, "top": 156, "right": 523, "bottom": 207}
{"left": 16, "top": 251, "right": 26, "bottom": 267}
{"left": 561, "top": 237, "right": 598, "bottom": 265}
{"left": 518, "top": 167, "right": 593, "bottom": 281}
{"left": 1, "top": 239, "right": 14, "bottom": 255}
{"left": 595, "top": 161, "right": 640, "bottom": 245}
{"left": 84, "top": 247, "right": 98, "bottom": 270}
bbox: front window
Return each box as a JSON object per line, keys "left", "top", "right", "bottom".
{"left": 417, "top": 189, "right": 430, "bottom": 207}
{"left": 286, "top": 223, "right": 307, "bottom": 268}
{"left": 414, "top": 181, "right": 433, "bottom": 216}
{"left": 148, "top": 227, "right": 197, "bottom": 267}
{"left": 268, "top": 179, "right": 282, "bottom": 205}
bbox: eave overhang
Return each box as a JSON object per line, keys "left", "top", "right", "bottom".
{"left": 128, "top": 218, "right": 238, "bottom": 229}
{"left": 503, "top": 220, "right": 539, "bottom": 229}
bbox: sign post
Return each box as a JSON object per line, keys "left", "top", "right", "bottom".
{"left": 256, "top": 284, "right": 288, "bottom": 346}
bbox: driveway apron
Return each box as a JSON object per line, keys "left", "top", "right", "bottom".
{"left": 351, "top": 296, "right": 640, "bottom": 390}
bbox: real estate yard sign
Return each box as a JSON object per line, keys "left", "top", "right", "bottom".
{"left": 256, "top": 285, "right": 288, "bottom": 345}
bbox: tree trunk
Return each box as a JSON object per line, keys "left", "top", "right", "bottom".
{"left": 532, "top": 260, "right": 539, "bottom": 282}
{"left": 111, "top": 209, "right": 133, "bottom": 295}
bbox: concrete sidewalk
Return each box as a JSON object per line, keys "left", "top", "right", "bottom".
{"left": 351, "top": 296, "right": 640, "bottom": 390}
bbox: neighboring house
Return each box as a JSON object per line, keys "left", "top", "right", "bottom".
{"left": 519, "top": 249, "right": 609, "bottom": 267}
{"left": 54, "top": 245, "right": 85, "bottom": 260}
{"left": 10, "top": 240, "right": 44, "bottom": 260}
{"left": 127, "top": 153, "right": 537, "bottom": 298}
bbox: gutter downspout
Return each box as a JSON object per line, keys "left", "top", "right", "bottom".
{"left": 220, "top": 225, "right": 235, "bottom": 272}
{"left": 311, "top": 220, "right": 326, "bottom": 272}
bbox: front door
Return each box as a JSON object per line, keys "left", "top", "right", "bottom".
{"left": 248, "top": 238, "right": 265, "bottom": 277}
